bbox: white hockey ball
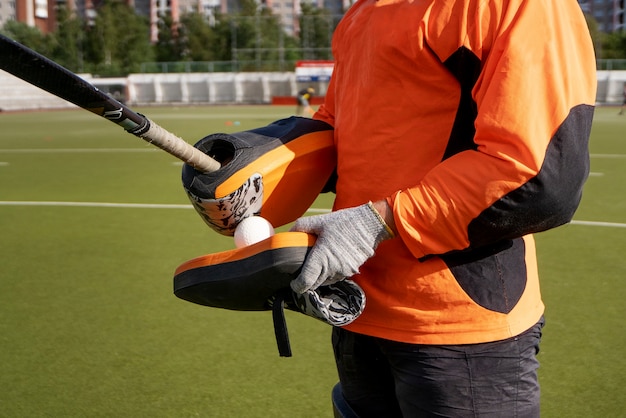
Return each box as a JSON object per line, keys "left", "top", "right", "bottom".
{"left": 233, "top": 216, "right": 275, "bottom": 248}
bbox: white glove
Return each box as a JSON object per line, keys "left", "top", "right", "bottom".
{"left": 290, "top": 202, "right": 394, "bottom": 294}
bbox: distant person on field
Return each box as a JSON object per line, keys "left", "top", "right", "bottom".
{"left": 619, "top": 84, "right": 626, "bottom": 115}
{"left": 296, "top": 87, "right": 315, "bottom": 116}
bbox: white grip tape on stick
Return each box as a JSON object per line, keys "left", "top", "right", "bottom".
{"left": 140, "top": 119, "right": 221, "bottom": 173}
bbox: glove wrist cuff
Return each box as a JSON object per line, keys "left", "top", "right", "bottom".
{"left": 366, "top": 201, "right": 395, "bottom": 240}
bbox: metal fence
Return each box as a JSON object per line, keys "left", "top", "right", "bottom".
{"left": 142, "top": 58, "right": 626, "bottom": 74}
{"left": 140, "top": 47, "right": 333, "bottom": 73}
{"left": 597, "top": 59, "right": 626, "bottom": 70}
{"left": 140, "top": 60, "right": 300, "bottom": 73}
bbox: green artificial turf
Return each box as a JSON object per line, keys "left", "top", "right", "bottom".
{"left": 536, "top": 106, "right": 626, "bottom": 417}
{"left": 0, "top": 105, "right": 624, "bottom": 417}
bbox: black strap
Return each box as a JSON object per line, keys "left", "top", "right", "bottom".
{"left": 272, "top": 290, "right": 292, "bottom": 357}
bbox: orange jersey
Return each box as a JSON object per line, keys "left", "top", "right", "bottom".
{"left": 314, "top": 0, "right": 596, "bottom": 344}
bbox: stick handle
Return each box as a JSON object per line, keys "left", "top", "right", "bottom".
{"left": 135, "top": 119, "right": 221, "bottom": 172}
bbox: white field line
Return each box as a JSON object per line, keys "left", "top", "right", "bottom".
{"left": 0, "top": 200, "right": 332, "bottom": 213}
{"left": 1, "top": 150, "right": 625, "bottom": 156}
{"left": 0, "top": 201, "right": 191, "bottom": 209}
{"left": 0, "top": 148, "right": 158, "bottom": 153}
{"left": 569, "top": 220, "right": 626, "bottom": 229}
{"left": 0, "top": 201, "right": 623, "bottom": 228}
{"left": 144, "top": 112, "right": 290, "bottom": 120}
{"left": 590, "top": 154, "right": 626, "bottom": 159}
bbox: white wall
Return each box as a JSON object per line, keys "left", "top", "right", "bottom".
{"left": 0, "top": 70, "right": 623, "bottom": 112}
{"left": 597, "top": 70, "right": 626, "bottom": 104}
{"left": 0, "top": 71, "right": 77, "bottom": 111}
{"left": 125, "top": 72, "right": 301, "bottom": 105}
{"left": 0, "top": 71, "right": 301, "bottom": 111}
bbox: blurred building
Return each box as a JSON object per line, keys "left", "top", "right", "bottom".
{"left": 578, "top": 0, "right": 625, "bottom": 32}
{"left": 267, "top": 0, "right": 350, "bottom": 35}
{"left": 1, "top": 0, "right": 56, "bottom": 33}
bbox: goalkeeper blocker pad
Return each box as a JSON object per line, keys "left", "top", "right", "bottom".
{"left": 174, "top": 232, "right": 315, "bottom": 311}
{"left": 173, "top": 232, "right": 365, "bottom": 357}
{"left": 182, "top": 117, "right": 336, "bottom": 236}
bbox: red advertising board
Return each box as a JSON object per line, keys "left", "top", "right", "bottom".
{"left": 295, "top": 60, "right": 334, "bottom": 82}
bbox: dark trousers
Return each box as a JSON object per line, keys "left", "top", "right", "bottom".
{"left": 332, "top": 317, "right": 544, "bottom": 418}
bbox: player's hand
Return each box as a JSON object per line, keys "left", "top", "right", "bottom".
{"left": 290, "top": 202, "right": 394, "bottom": 294}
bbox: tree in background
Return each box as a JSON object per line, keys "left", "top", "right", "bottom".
{"left": 84, "top": 0, "right": 153, "bottom": 76}
{"left": 299, "top": 3, "right": 334, "bottom": 60}
{"left": 0, "top": 20, "right": 50, "bottom": 56}
{"left": 210, "top": 13, "right": 236, "bottom": 62}
{"left": 3, "top": 6, "right": 623, "bottom": 76}
{"left": 602, "top": 31, "right": 626, "bottom": 60}
{"left": 50, "top": 6, "right": 84, "bottom": 72}
{"left": 199, "top": 0, "right": 297, "bottom": 71}
{"left": 1, "top": 0, "right": 307, "bottom": 74}
{"left": 155, "top": 12, "right": 185, "bottom": 62}
{"left": 180, "top": 12, "right": 218, "bottom": 62}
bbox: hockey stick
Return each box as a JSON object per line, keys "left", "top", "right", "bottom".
{"left": 0, "top": 34, "right": 220, "bottom": 173}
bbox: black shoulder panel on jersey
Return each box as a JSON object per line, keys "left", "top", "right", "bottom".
{"left": 442, "top": 46, "right": 481, "bottom": 160}
{"left": 467, "top": 104, "right": 594, "bottom": 247}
